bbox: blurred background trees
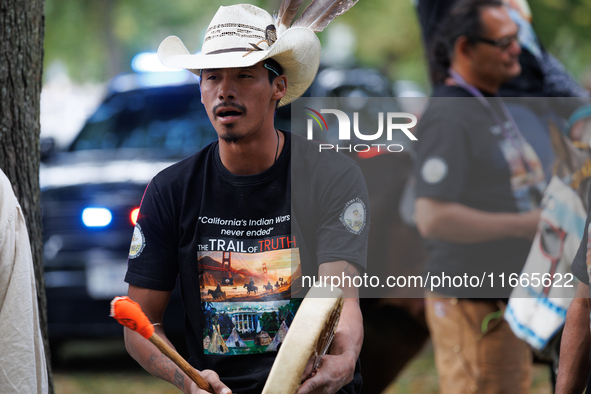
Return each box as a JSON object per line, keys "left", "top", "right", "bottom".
{"left": 528, "top": 0, "right": 591, "bottom": 85}
{"left": 44, "top": 0, "right": 591, "bottom": 90}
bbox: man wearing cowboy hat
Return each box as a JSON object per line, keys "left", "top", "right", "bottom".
{"left": 123, "top": 3, "right": 367, "bottom": 394}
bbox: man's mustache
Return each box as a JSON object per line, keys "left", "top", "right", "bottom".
{"left": 213, "top": 102, "right": 248, "bottom": 117}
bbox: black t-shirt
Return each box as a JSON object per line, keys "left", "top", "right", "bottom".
{"left": 125, "top": 131, "right": 368, "bottom": 394}
{"left": 414, "top": 85, "right": 547, "bottom": 298}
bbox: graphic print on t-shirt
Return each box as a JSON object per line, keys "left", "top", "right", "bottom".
{"left": 495, "top": 125, "right": 546, "bottom": 211}
{"left": 198, "top": 233, "right": 302, "bottom": 356}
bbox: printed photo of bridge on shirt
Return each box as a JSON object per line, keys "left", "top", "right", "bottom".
{"left": 198, "top": 239, "right": 303, "bottom": 356}
{"left": 198, "top": 245, "right": 300, "bottom": 303}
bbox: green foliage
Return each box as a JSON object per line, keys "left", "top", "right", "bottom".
{"left": 528, "top": 0, "right": 591, "bottom": 82}
{"left": 337, "top": 0, "right": 427, "bottom": 86}
{"left": 217, "top": 313, "right": 234, "bottom": 336}
{"left": 277, "top": 298, "right": 302, "bottom": 327}
{"left": 260, "top": 311, "right": 279, "bottom": 333}
{"left": 44, "top": 0, "right": 591, "bottom": 87}
{"left": 202, "top": 302, "right": 217, "bottom": 335}
{"left": 44, "top": 0, "right": 270, "bottom": 81}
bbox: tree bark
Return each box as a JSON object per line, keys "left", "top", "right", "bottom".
{"left": 0, "top": 0, "right": 53, "bottom": 392}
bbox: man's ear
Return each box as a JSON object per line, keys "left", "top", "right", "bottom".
{"left": 272, "top": 75, "right": 288, "bottom": 101}
{"left": 455, "top": 36, "right": 474, "bottom": 59}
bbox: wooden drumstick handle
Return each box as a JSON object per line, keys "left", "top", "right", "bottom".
{"left": 110, "top": 296, "right": 217, "bottom": 393}
{"left": 148, "top": 332, "right": 214, "bottom": 393}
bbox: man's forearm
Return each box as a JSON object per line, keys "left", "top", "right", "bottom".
{"left": 556, "top": 291, "right": 591, "bottom": 394}
{"left": 319, "top": 262, "right": 363, "bottom": 368}
{"left": 296, "top": 261, "right": 364, "bottom": 394}
{"left": 415, "top": 198, "right": 540, "bottom": 243}
{"left": 124, "top": 327, "right": 192, "bottom": 393}
{"left": 331, "top": 297, "right": 363, "bottom": 361}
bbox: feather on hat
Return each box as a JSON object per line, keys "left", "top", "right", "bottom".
{"left": 157, "top": 0, "right": 358, "bottom": 107}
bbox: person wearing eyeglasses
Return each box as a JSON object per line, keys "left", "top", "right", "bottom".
{"left": 413, "top": 0, "right": 549, "bottom": 392}
{"left": 416, "top": 0, "right": 589, "bottom": 108}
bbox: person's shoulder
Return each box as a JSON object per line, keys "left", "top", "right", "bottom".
{"left": 147, "top": 141, "right": 217, "bottom": 198}
{"left": 422, "top": 85, "right": 473, "bottom": 118}
{"left": 0, "top": 170, "right": 13, "bottom": 200}
{"left": 0, "top": 169, "right": 17, "bottom": 231}
{"left": 418, "top": 85, "right": 477, "bottom": 137}
{"left": 290, "top": 131, "right": 361, "bottom": 172}
{"left": 152, "top": 140, "right": 217, "bottom": 188}
{"left": 431, "top": 84, "right": 473, "bottom": 98}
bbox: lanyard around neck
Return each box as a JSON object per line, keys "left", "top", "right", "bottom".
{"left": 448, "top": 69, "right": 536, "bottom": 175}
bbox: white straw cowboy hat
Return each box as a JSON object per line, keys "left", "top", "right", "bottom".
{"left": 157, "top": 4, "right": 320, "bottom": 107}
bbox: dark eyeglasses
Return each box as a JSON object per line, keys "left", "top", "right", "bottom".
{"left": 474, "top": 31, "right": 519, "bottom": 51}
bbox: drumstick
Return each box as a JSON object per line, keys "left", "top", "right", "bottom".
{"left": 110, "top": 296, "right": 217, "bottom": 394}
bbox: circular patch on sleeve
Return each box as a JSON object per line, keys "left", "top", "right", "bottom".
{"left": 339, "top": 198, "right": 366, "bottom": 235}
{"left": 128, "top": 224, "right": 145, "bottom": 259}
{"left": 421, "top": 156, "right": 448, "bottom": 184}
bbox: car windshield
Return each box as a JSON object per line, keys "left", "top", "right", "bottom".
{"left": 69, "top": 84, "right": 218, "bottom": 158}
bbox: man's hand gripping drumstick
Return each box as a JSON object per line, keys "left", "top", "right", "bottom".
{"left": 112, "top": 293, "right": 232, "bottom": 394}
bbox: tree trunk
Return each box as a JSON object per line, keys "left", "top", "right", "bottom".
{"left": 0, "top": 0, "right": 53, "bottom": 392}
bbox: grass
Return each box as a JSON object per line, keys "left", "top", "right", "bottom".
{"left": 383, "top": 343, "right": 553, "bottom": 394}
{"left": 53, "top": 339, "right": 553, "bottom": 394}
{"left": 54, "top": 373, "right": 176, "bottom": 394}
{"left": 53, "top": 339, "right": 175, "bottom": 394}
